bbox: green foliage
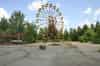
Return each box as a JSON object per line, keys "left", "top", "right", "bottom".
{"left": 23, "top": 23, "right": 37, "bottom": 43}
{"left": 64, "top": 30, "right": 69, "bottom": 40}
{"left": 69, "top": 28, "right": 79, "bottom": 41}
{"left": 79, "top": 28, "right": 96, "bottom": 42}
{"left": 68, "top": 23, "right": 99, "bottom": 44}
{"left": 82, "top": 24, "right": 89, "bottom": 32}
{"left": 37, "top": 27, "right": 48, "bottom": 42}
{"left": 92, "top": 22, "right": 100, "bottom": 44}
{"left": 9, "top": 11, "right": 25, "bottom": 33}
{"left": 79, "top": 30, "right": 94, "bottom": 42}
{"left": 79, "top": 35, "right": 88, "bottom": 42}
{"left": 92, "top": 38, "right": 100, "bottom": 44}
{"left": 0, "top": 17, "right": 9, "bottom": 32}
{"left": 8, "top": 11, "right": 25, "bottom": 40}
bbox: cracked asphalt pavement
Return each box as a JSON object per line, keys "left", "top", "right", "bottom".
{"left": 0, "top": 43, "right": 100, "bottom": 66}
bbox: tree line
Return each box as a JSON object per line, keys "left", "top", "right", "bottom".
{"left": 64, "top": 22, "right": 100, "bottom": 43}
{"left": 0, "top": 11, "right": 100, "bottom": 44}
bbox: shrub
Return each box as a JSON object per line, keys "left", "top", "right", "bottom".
{"left": 79, "top": 35, "right": 88, "bottom": 42}
{"left": 92, "top": 38, "right": 100, "bottom": 44}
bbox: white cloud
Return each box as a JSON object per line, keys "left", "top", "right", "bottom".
{"left": 0, "top": 8, "right": 9, "bottom": 19}
{"left": 28, "top": 0, "right": 60, "bottom": 11}
{"left": 83, "top": 7, "right": 92, "bottom": 15}
{"left": 28, "top": 0, "right": 42, "bottom": 11}
{"left": 80, "top": 7, "right": 98, "bottom": 28}
{"left": 94, "top": 8, "right": 100, "bottom": 20}
{"left": 83, "top": 7, "right": 100, "bottom": 20}
{"left": 95, "top": 8, "right": 100, "bottom": 16}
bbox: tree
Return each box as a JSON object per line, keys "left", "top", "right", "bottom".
{"left": 79, "top": 29, "right": 96, "bottom": 42}
{"left": 38, "top": 28, "right": 46, "bottom": 40}
{"left": 82, "top": 24, "right": 89, "bottom": 33}
{"left": 77, "top": 26, "right": 83, "bottom": 40}
{"left": 93, "top": 21, "right": 100, "bottom": 43}
{"left": 23, "top": 23, "right": 37, "bottom": 42}
{"left": 69, "top": 28, "right": 78, "bottom": 41}
{"left": 0, "top": 17, "right": 9, "bottom": 32}
{"left": 37, "top": 27, "right": 48, "bottom": 42}
{"left": 9, "top": 11, "right": 25, "bottom": 40}
{"left": 0, "top": 17, "right": 10, "bottom": 41}
{"left": 91, "top": 24, "right": 95, "bottom": 30}
{"left": 64, "top": 30, "right": 69, "bottom": 40}
{"left": 95, "top": 21, "right": 100, "bottom": 34}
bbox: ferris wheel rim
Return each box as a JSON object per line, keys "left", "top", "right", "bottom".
{"left": 35, "top": 2, "right": 64, "bottom": 31}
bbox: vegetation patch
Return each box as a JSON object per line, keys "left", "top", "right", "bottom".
{"left": 97, "top": 49, "right": 100, "bottom": 52}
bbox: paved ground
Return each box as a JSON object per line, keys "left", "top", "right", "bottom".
{"left": 0, "top": 42, "right": 100, "bottom": 66}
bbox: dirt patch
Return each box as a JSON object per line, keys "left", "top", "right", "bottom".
{"left": 63, "top": 42, "right": 77, "bottom": 48}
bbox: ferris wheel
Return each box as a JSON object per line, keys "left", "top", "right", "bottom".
{"left": 35, "top": 2, "right": 64, "bottom": 32}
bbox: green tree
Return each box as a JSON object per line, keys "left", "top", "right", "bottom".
{"left": 9, "top": 11, "right": 25, "bottom": 39}
{"left": 77, "top": 26, "right": 83, "bottom": 40}
{"left": 79, "top": 29, "right": 96, "bottom": 42}
{"left": 69, "top": 28, "right": 78, "bottom": 41}
{"left": 0, "top": 17, "right": 9, "bottom": 32}
{"left": 38, "top": 27, "right": 48, "bottom": 41}
{"left": 91, "top": 24, "right": 95, "bottom": 30}
{"left": 82, "top": 24, "right": 89, "bottom": 33}
{"left": 38, "top": 28, "right": 45, "bottom": 40}
{"left": 93, "top": 22, "right": 100, "bottom": 43}
{"left": 64, "top": 30, "right": 69, "bottom": 40}
{"left": 23, "top": 23, "right": 37, "bottom": 43}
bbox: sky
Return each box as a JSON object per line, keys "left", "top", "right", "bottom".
{"left": 0, "top": 0, "right": 100, "bottom": 30}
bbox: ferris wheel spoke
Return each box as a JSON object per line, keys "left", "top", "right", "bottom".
{"left": 49, "top": 5, "right": 53, "bottom": 16}
{"left": 54, "top": 10, "right": 59, "bottom": 17}
{"left": 41, "top": 8, "right": 49, "bottom": 17}
{"left": 50, "top": 8, "right": 55, "bottom": 16}
{"left": 45, "top": 8, "right": 49, "bottom": 16}
{"left": 42, "top": 7, "right": 49, "bottom": 16}
{"left": 35, "top": 2, "right": 64, "bottom": 31}
{"left": 55, "top": 11, "right": 60, "bottom": 17}
{"left": 40, "top": 23, "right": 47, "bottom": 25}
{"left": 39, "top": 13, "right": 48, "bottom": 19}
{"left": 47, "top": 7, "right": 50, "bottom": 16}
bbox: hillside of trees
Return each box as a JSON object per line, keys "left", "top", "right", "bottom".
{"left": 0, "top": 11, "right": 100, "bottom": 44}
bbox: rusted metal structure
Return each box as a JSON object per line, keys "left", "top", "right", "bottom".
{"left": 35, "top": 2, "right": 64, "bottom": 40}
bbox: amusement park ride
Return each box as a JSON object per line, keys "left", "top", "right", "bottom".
{"left": 35, "top": 1, "right": 64, "bottom": 40}
{"left": 0, "top": 0, "right": 64, "bottom": 43}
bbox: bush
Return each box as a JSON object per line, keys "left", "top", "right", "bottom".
{"left": 79, "top": 35, "right": 88, "bottom": 42}
{"left": 23, "top": 23, "right": 37, "bottom": 43}
{"left": 92, "top": 38, "right": 100, "bottom": 44}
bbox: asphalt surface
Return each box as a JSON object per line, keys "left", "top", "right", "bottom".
{"left": 0, "top": 44, "right": 100, "bottom": 66}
